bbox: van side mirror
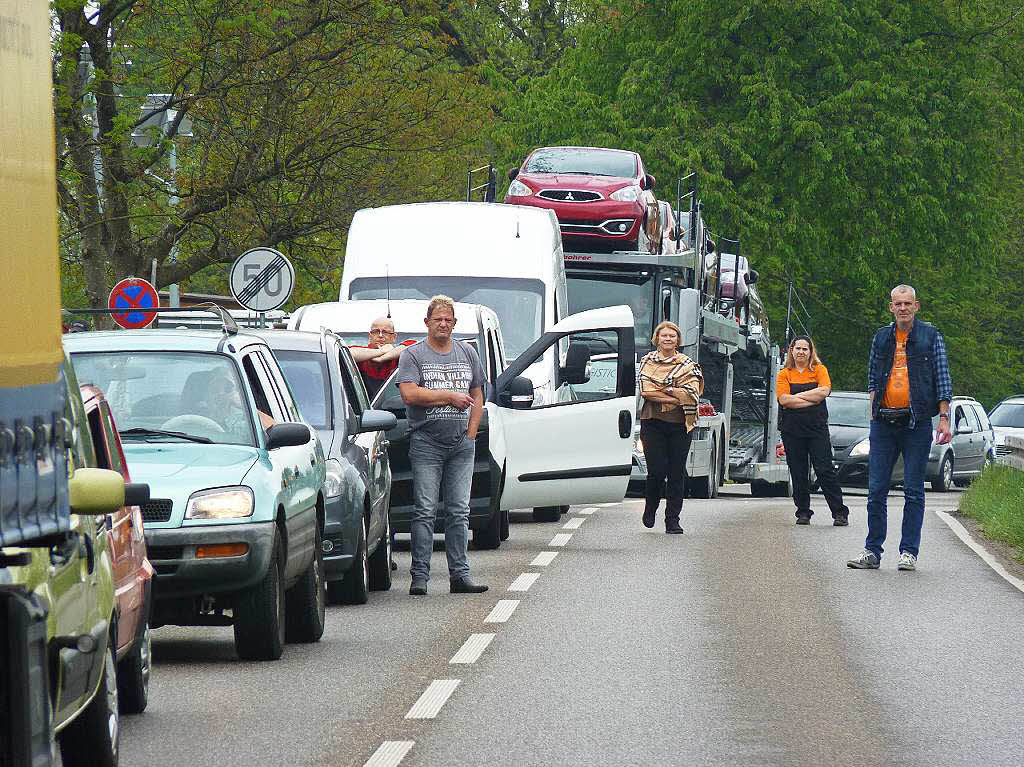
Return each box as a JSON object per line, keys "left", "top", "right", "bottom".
{"left": 561, "top": 342, "right": 591, "bottom": 385}
{"left": 508, "top": 167, "right": 520, "bottom": 181}
{"left": 124, "top": 483, "right": 150, "bottom": 507}
{"left": 745, "top": 269, "right": 759, "bottom": 285}
{"left": 266, "top": 423, "right": 311, "bottom": 449}
{"left": 69, "top": 468, "right": 125, "bottom": 515}
{"left": 498, "top": 376, "right": 534, "bottom": 410}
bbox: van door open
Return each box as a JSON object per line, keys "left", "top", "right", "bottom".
{"left": 489, "top": 305, "right": 636, "bottom": 509}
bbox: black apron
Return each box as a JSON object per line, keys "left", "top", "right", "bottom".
{"left": 780, "top": 381, "right": 829, "bottom": 437}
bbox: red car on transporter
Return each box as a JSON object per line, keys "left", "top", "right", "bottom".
{"left": 504, "top": 146, "right": 662, "bottom": 253}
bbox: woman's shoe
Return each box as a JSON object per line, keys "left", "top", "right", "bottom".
{"left": 642, "top": 508, "right": 656, "bottom": 528}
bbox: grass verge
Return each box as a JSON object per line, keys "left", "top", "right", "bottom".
{"left": 958, "top": 464, "right": 1024, "bottom": 562}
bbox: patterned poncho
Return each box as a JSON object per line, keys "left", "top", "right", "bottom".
{"left": 638, "top": 350, "right": 704, "bottom": 431}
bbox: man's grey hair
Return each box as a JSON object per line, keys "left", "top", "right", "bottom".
{"left": 426, "top": 294, "right": 456, "bottom": 319}
{"left": 890, "top": 284, "right": 917, "bottom": 300}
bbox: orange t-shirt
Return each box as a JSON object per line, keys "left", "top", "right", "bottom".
{"left": 882, "top": 328, "right": 910, "bottom": 408}
{"left": 776, "top": 364, "right": 831, "bottom": 399}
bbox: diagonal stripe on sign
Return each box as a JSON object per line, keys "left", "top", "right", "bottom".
{"left": 237, "top": 256, "right": 288, "bottom": 303}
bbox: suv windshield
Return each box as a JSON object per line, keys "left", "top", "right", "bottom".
{"left": 567, "top": 270, "right": 655, "bottom": 354}
{"left": 275, "top": 351, "right": 332, "bottom": 430}
{"left": 525, "top": 148, "right": 637, "bottom": 178}
{"left": 71, "top": 352, "right": 256, "bottom": 446}
{"left": 989, "top": 402, "right": 1024, "bottom": 428}
{"left": 828, "top": 395, "right": 870, "bottom": 427}
{"left": 349, "top": 277, "right": 542, "bottom": 362}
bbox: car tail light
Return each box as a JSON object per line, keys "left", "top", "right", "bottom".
{"left": 697, "top": 403, "right": 716, "bottom": 417}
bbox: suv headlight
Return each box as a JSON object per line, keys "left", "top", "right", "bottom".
{"left": 185, "top": 487, "right": 254, "bottom": 519}
{"left": 324, "top": 458, "right": 344, "bottom": 498}
{"left": 850, "top": 439, "right": 870, "bottom": 458}
{"left": 610, "top": 185, "right": 641, "bottom": 202}
{"left": 507, "top": 180, "right": 532, "bottom": 197}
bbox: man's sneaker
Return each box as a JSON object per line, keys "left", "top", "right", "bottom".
{"left": 409, "top": 578, "right": 427, "bottom": 596}
{"left": 833, "top": 513, "right": 849, "bottom": 527}
{"left": 846, "top": 549, "right": 880, "bottom": 569}
{"left": 795, "top": 514, "right": 811, "bottom": 526}
{"left": 897, "top": 551, "right": 917, "bottom": 571}
{"left": 450, "top": 577, "right": 488, "bottom": 594}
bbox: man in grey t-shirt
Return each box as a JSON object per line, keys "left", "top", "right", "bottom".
{"left": 397, "top": 296, "right": 488, "bottom": 595}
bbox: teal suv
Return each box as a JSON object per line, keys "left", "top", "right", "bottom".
{"left": 66, "top": 324, "right": 327, "bottom": 661}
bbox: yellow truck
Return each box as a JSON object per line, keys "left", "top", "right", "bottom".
{"left": 1, "top": 3, "right": 135, "bottom": 765}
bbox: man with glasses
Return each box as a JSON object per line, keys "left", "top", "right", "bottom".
{"left": 350, "top": 316, "right": 415, "bottom": 398}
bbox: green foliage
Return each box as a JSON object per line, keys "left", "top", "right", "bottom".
{"left": 959, "top": 464, "right": 1024, "bottom": 561}
{"left": 487, "top": 0, "right": 1024, "bottom": 406}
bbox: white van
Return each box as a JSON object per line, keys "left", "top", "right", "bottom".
{"left": 339, "top": 202, "right": 568, "bottom": 405}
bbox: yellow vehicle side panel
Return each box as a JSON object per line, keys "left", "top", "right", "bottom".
{"left": 0, "top": 0, "right": 62, "bottom": 387}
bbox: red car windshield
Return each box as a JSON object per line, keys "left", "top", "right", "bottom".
{"left": 524, "top": 148, "right": 637, "bottom": 178}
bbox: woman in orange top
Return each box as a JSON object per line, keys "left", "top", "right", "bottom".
{"left": 776, "top": 336, "right": 850, "bottom": 525}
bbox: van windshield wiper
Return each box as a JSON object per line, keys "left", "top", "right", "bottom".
{"left": 119, "top": 427, "right": 213, "bottom": 444}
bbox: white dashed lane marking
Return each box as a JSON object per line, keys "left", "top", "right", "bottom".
{"left": 508, "top": 573, "right": 540, "bottom": 592}
{"left": 563, "top": 517, "right": 585, "bottom": 529}
{"left": 576, "top": 507, "right": 597, "bottom": 515}
{"left": 364, "top": 741, "right": 414, "bottom": 767}
{"left": 484, "top": 600, "right": 520, "bottom": 623}
{"left": 450, "top": 633, "right": 495, "bottom": 664}
{"left": 530, "top": 551, "right": 558, "bottom": 567}
{"left": 549, "top": 533, "right": 572, "bottom": 547}
{"left": 406, "top": 680, "right": 461, "bottom": 719}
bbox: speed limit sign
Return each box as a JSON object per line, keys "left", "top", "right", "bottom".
{"left": 229, "top": 248, "right": 295, "bottom": 311}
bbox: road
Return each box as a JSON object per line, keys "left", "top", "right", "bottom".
{"left": 121, "top": 487, "right": 1024, "bottom": 767}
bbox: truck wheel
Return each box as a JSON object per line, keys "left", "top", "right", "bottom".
{"left": 284, "top": 525, "right": 326, "bottom": 643}
{"left": 475, "top": 505, "right": 502, "bottom": 550}
{"left": 690, "top": 438, "right": 719, "bottom": 499}
{"left": 61, "top": 639, "right": 119, "bottom": 767}
{"left": 332, "top": 520, "right": 369, "bottom": 605}
{"left": 368, "top": 513, "right": 393, "bottom": 591}
{"left": 117, "top": 623, "right": 151, "bottom": 714}
{"left": 532, "top": 506, "right": 561, "bottom": 522}
{"left": 233, "top": 535, "right": 285, "bottom": 661}
{"left": 932, "top": 454, "right": 953, "bottom": 492}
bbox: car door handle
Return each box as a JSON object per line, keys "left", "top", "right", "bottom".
{"left": 618, "top": 410, "right": 632, "bottom": 439}
{"left": 310, "top": 456, "right": 317, "bottom": 466}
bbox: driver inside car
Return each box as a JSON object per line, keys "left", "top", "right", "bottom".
{"left": 198, "top": 373, "right": 275, "bottom": 439}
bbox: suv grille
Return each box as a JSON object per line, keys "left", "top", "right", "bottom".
{"left": 141, "top": 499, "right": 173, "bottom": 523}
{"left": 538, "top": 189, "right": 601, "bottom": 202}
{"left": 996, "top": 444, "right": 1011, "bottom": 456}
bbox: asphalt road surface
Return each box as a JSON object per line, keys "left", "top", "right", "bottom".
{"left": 121, "top": 486, "right": 1024, "bottom": 767}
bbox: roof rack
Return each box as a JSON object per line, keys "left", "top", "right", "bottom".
{"left": 62, "top": 304, "right": 239, "bottom": 336}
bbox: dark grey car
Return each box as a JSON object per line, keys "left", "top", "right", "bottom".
{"left": 259, "top": 330, "right": 397, "bottom": 604}
{"left": 821, "top": 392, "right": 904, "bottom": 488}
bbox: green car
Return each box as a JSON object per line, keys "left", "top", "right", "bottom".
{"left": 2, "top": 357, "right": 147, "bottom": 767}
{"left": 66, "top": 321, "right": 327, "bottom": 662}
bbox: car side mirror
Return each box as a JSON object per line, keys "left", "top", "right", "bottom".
{"left": 498, "top": 376, "right": 534, "bottom": 410}
{"left": 124, "top": 483, "right": 150, "bottom": 507}
{"left": 561, "top": 342, "right": 591, "bottom": 385}
{"left": 69, "top": 468, "right": 125, "bottom": 515}
{"left": 745, "top": 270, "right": 759, "bottom": 285}
{"left": 508, "top": 167, "right": 520, "bottom": 181}
{"left": 266, "top": 423, "right": 311, "bottom": 449}
{"left": 644, "top": 174, "right": 656, "bottom": 190}
{"left": 359, "top": 409, "right": 398, "bottom": 433}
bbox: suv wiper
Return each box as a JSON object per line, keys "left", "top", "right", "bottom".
{"left": 119, "top": 427, "right": 213, "bottom": 444}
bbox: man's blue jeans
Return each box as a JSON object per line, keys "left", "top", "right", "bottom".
{"left": 409, "top": 432, "right": 475, "bottom": 582}
{"left": 866, "top": 418, "right": 933, "bottom": 558}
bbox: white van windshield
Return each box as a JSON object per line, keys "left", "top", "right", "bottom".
{"left": 349, "top": 277, "right": 544, "bottom": 361}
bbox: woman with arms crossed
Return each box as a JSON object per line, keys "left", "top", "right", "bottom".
{"left": 638, "top": 321, "right": 704, "bottom": 534}
{"left": 776, "top": 336, "right": 850, "bottom": 525}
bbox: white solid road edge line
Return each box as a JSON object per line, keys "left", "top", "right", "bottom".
{"left": 549, "top": 533, "right": 572, "bottom": 547}
{"left": 406, "top": 679, "right": 461, "bottom": 719}
{"left": 563, "top": 517, "right": 585, "bottom": 529}
{"left": 935, "top": 510, "right": 1024, "bottom": 594}
{"left": 508, "top": 572, "right": 541, "bottom": 592}
{"left": 531, "top": 551, "right": 558, "bottom": 566}
{"left": 484, "top": 599, "right": 519, "bottom": 623}
{"left": 364, "top": 741, "right": 415, "bottom": 767}
{"left": 450, "top": 633, "right": 495, "bottom": 664}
